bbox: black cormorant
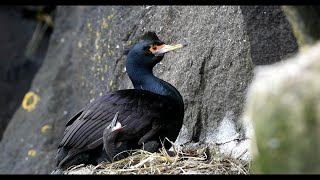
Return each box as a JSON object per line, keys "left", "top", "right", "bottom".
{"left": 54, "top": 31, "right": 185, "bottom": 172}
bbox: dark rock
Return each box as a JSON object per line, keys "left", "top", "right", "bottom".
{"left": 241, "top": 6, "right": 298, "bottom": 65}
{"left": 0, "top": 6, "right": 51, "bottom": 139}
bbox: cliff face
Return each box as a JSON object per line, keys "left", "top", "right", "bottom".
{"left": 0, "top": 6, "right": 297, "bottom": 174}
{"left": 0, "top": 6, "right": 51, "bottom": 140}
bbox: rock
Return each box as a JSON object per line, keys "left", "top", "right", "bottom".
{"left": 247, "top": 42, "right": 320, "bottom": 174}
{"left": 0, "top": 6, "right": 51, "bottom": 139}
{"left": 0, "top": 6, "right": 297, "bottom": 174}
{"left": 241, "top": 6, "right": 298, "bottom": 65}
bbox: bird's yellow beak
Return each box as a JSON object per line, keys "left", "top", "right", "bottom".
{"left": 152, "top": 44, "right": 185, "bottom": 56}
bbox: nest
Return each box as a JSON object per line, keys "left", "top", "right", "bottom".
{"left": 64, "top": 140, "right": 249, "bottom": 175}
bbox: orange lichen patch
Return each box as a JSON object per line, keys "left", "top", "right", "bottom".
{"left": 149, "top": 44, "right": 165, "bottom": 54}
{"left": 41, "top": 124, "right": 51, "bottom": 134}
{"left": 22, "top": 91, "right": 40, "bottom": 112}
{"left": 28, "top": 149, "right": 37, "bottom": 157}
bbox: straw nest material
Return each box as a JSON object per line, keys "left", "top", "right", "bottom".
{"left": 64, "top": 139, "right": 249, "bottom": 175}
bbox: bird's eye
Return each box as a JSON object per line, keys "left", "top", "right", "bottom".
{"left": 152, "top": 46, "right": 157, "bottom": 50}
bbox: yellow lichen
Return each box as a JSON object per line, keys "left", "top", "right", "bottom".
{"left": 41, "top": 124, "right": 51, "bottom": 134}
{"left": 104, "top": 65, "right": 108, "bottom": 73}
{"left": 22, "top": 91, "right": 40, "bottom": 112}
{"left": 28, "top": 149, "right": 37, "bottom": 157}
{"left": 96, "top": 31, "right": 101, "bottom": 38}
{"left": 102, "top": 19, "right": 108, "bottom": 29}
{"left": 97, "top": 55, "right": 101, "bottom": 61}
{"left": 107, "top": 14, "right": 114, "bottom": 20}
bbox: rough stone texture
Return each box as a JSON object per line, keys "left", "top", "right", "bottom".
{"left": 0, "top": 6, "right": 297, "bottom": 174}
{"left": 282, "top": 6, "right": 320, "bottom": 49}
{"left": 0, "top": 6, "right": 51, "bottom": 139}
{"left": 246, "top": 42, "right": 320, "bottom": 174}
{"left": 0, "top": 7, "right": 78, "bottom": 174}
{"left": 241, "top": 6, "right": 298, "bottom": 65}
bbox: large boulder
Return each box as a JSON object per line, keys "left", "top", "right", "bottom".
{"left": 247, "top": 42, "right": 320, "bottom": 174}
{"left": 0, "top": 6, "right": 297, "bottom": 174}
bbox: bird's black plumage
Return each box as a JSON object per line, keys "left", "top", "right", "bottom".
{"left": 102, "top": 112, "right": 129, "bottom": 162}
{"left": 54, "top": 31, "right": 184, "bottom": 172}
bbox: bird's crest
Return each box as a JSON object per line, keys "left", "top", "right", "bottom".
{"left": 141, "top": 31, "right": 160, "bottom": 41}
{"left": 123, "top": 31, "right": 160, "bottom": 55}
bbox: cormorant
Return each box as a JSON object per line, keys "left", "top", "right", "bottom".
{"left": 53, "top": 31, "right": 185, "bottom": 172}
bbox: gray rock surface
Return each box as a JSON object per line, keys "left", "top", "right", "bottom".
{"left": 0, "top": 6, "right": 297, "bottom": 174}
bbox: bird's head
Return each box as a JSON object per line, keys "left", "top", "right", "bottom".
{"left": 125, "top": 31, "right": 185, "bottom": 69}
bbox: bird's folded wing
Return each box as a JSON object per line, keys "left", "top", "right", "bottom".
{"left": 58, "top": 89, "right": 174, "bottom": 150}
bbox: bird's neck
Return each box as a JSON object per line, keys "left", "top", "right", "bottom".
{"left": 126, "top": 64, "right": 183, "bottom": 103}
